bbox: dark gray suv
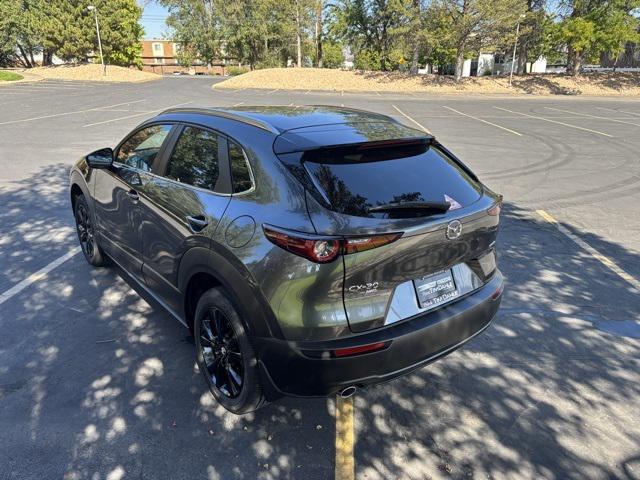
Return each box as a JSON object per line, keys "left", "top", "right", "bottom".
{"left": 69, "top": 106, "right": 503, "bottom": 413}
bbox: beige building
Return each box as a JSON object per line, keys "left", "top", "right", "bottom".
{"left": 140, "top": 39, "right": 226, "bottom": 75}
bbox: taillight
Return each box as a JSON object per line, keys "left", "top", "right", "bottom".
{"left": 487, "top": 195, "right": 503, "bottom": 216}
{"left": 263, "top": 225, "right": 401, "bottom": 263}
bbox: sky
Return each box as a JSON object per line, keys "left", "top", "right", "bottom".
{"left": 138, "top": 1, "right": 170, "bottom": 39}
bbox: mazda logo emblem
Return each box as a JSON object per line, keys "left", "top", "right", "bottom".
{"left": 446, "top": 220, "right": 462, "bottom": 240}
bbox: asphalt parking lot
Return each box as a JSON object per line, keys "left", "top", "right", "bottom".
{"left": 1, "top": 76, "right": 639, "bottom": 480}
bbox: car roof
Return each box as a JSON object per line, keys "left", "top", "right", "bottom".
{"left": 160, "top": 105, "right": 401, "bottom": 134}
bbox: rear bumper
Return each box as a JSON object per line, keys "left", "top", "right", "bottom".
{"left": 255, "top": 270, "right": 503, "bottom": 398}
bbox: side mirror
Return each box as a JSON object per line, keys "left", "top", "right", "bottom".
{"left": 86, "top": 148, "right": 114, "bottom": 169}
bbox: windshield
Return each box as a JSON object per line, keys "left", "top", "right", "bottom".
{"left": 303, "top": 144, "right": 482, "bottom": 218}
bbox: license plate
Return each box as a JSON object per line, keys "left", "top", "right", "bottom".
{"left": 413, "top": 269, "right": 459, "bottom": 310}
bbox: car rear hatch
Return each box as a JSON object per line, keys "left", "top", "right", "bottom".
{"left": 275, "top": 121, "right": 501, "bottom": 333}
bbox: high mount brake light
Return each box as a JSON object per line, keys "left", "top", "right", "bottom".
{"left": 263, "top": 226, "right": 402, "bottom": 264}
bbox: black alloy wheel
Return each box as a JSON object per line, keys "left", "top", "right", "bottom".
{"left": 199, "top": 307, "right": 244, "bottom": 398}
{"left": 194, "top": 287, "right": 265, "bottom": 414}
{"left": 74, "top": 194, "right": 107, "bottom": 266}
{"left": 75, "top": 201, "right": 95, "bottom": 259}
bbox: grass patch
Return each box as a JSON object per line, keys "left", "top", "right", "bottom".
{"left": 0, "top": 71, "right": 24, "bottom": 82}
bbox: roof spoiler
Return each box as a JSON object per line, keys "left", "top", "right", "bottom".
{"left": 273, "top": 122, "right": 433, "bottom": 154}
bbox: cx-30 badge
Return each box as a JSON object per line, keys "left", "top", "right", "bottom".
{"left": 446, "top": 220, "right": 462, "bottom": 240}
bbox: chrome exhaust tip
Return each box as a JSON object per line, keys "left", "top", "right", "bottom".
{"left": 339, "top": 386, "right": 357, "bottom": 398}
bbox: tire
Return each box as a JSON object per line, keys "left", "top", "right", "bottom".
{"left": 74, "top": 194, "right": 108, "bottom": 267}
{"left": 194, "top": 288, "right": 265, "bottom": 414}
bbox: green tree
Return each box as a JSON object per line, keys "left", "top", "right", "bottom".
{"left": 558, "top": 0, "right": 640, "bottom": 75}
{"left": 331, "top": 0, "right": 414, "bottom": 71}
{"left": 596, "top": 10, "right": 640, "bottom": 71}
{"left": 92, "top": 0, "right": 144, "bottom": 67}
{"left": 318, "top": 41, "right": 344, "bottom": 67}
{"left": 0, "top": 0, "right": 143, "bottom": 67}
{"left": 161, "top": 0, "right": 220, "bottom": 66}
{"left": 433, "top": 0, "right": 527, "bottom": 81}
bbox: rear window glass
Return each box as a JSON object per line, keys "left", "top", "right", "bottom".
{"left": 303, "top": 145, "right": 481, "bottom": 218}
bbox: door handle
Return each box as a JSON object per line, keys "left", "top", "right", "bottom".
{"left": 186, "top": 215, "right": 209, "bottom": 232}
{"left": 127, "top": 189, "right": 139, "bottom": 202}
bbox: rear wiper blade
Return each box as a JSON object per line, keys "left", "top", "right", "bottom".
{"left": 367, "top": 201, "right": 451, "bottom": 214}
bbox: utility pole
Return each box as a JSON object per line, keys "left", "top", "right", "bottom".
{"left": 509, "top": 14, "right": 526, "bottom": 86}
{"left": 86, "top": 6, "right": 106, "bottom": 76}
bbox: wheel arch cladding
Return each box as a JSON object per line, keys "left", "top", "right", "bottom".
{"left": 178, "top": 246, "right": 284, "bottom": 339}
{"left": 69, "top": 169, "right": 93, "bottom": 212}
{"left": 70, "top": 183, "right": 83, "bottom": 209}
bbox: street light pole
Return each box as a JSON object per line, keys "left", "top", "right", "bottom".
{"left": 509, "top": 14, "right": 525, "bottom": 86}
{"left": 87, "top": 5, "right": 105, "bottom": 76}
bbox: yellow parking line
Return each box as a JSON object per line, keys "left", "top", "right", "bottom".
{"left": 443, "top": 106, "right": 522, "bottom": 136}
{"left": 392, "top": 105, "right": 432, "bottom": 134}
{"left": 536, "top": 210, "right": 640, "bottom": 292}
{"left": 494, "top": 107, "right": 612, "bottom": 137}
{"left": 335, "top": 395, "right": 355, "bottom": 480}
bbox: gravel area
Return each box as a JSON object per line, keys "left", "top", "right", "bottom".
{"left": 28, "top": 64, "right": 159, "bottom": 83}
{"left": 217, "top": 67, "right": 640, "bottom": 96}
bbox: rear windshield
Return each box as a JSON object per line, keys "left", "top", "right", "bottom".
{"left": 303, "top": 144, "right": 482, "bottom": 218}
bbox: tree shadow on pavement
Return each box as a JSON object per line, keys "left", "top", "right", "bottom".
{"left": 355, "top": 204, "right": 640, "bottom": 479}
{"left": 1, "top": 168, "right": 639, "bottom": 480}
{"left": 0, "top": 167, "right": 335, "bottom": 480}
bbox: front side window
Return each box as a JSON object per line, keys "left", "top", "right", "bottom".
{"left": 116, "top": 124, "right": 172, "bottom": 172}
{"left": 229, "top": 140, "right": 253, "bottom": 193}
{"left": 165, "top": 126, "right": 220, "bottom": 190}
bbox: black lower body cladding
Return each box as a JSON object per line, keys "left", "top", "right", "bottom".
{"left": 255, "top": 271, "right": 503, "bottom": 397}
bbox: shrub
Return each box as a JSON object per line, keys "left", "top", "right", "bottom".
{"left": 227, "top": 66, "right": 249, "bottom": 76}
{"left": 321, "top": 43, "right": 344, "bottom": 69}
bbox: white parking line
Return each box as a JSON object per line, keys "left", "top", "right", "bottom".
{"left": 536, "top": 210, "right": 640, "bottom": 293}
{"left": 596, "top": 106, "right": 640, "bottom": 118}
{"left": 391, "top": 105, "right": 432, "bottom": 134}
{"left": 494, "top": 107, "right": 612, "bottom": 137}
{"left": 545, "top": 106, "right": 640, "bottom": 127}
{"left": 0, "top": 247, "right": 81, "bottom": 306}
{"left": 266, "top": 88, "right": 280, "bottom": 95}
{"left": 443, "top": 106, "right": 522, "bottom": 136}
{"left": 82, "top": 101, "right": 194, "bottom": 127}
{"left": 232, "top": 102, "right": 245, "bottom": 107}
{"left": 0, "top": 100, "right": 147, "bottom": 126}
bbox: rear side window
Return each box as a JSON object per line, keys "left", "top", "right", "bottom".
{"left": 116, "top": 124, "right": 172, "bottom": 171}
{"left": 229, "top": 140, "right": 253, "bottom": 193}
{"left": 303, "top": 144, "right": 482, "bottom": 218}
{"left": 165, "top": 126, "right": 220, "bottom": 190}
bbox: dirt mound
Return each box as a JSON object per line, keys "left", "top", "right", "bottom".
{"left": 216, "top": 67, "right": 640, "bottom": 96}
{"left": 30, "top": 64, "right": 159, "bottom": 83}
